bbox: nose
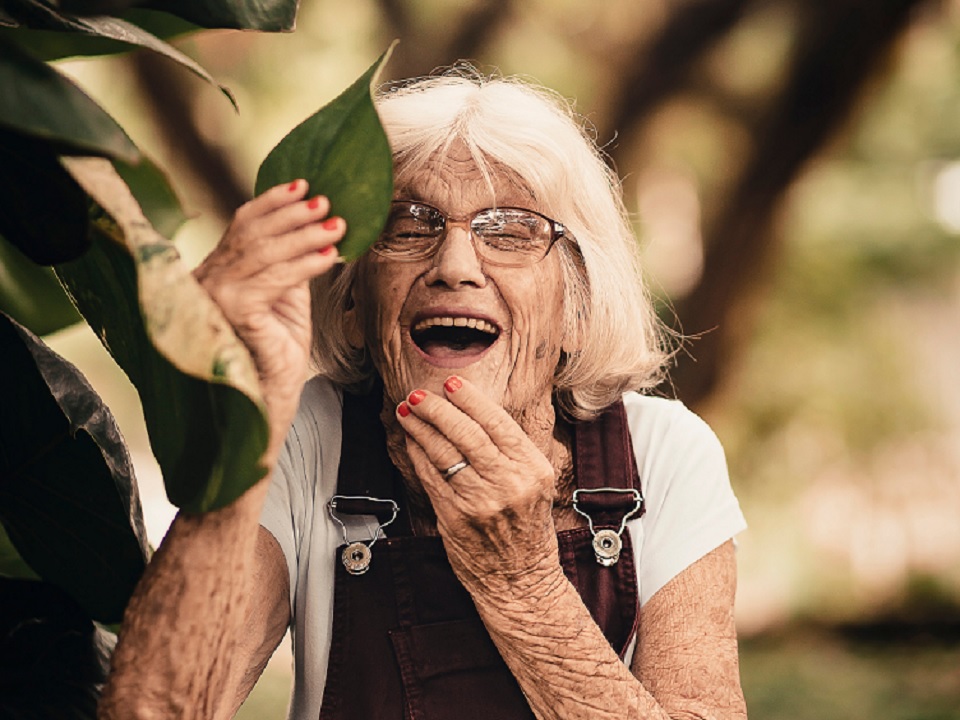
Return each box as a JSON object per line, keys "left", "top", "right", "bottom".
{"left": 423, "top": 223, "right": 487, "bottom": 289}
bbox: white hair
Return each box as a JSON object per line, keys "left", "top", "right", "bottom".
{"left": 311, "top": 68, "right": 669, "bottom": 420}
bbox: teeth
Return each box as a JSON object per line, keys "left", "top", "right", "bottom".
{"left": 413, "top": 317, "right": 498, "bottom": 334}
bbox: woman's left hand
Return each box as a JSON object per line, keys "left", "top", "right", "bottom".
{"left": 395, "top": 376, "right": 562, "bottom": 591}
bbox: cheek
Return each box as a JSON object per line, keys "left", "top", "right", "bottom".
{"left": 358, "top": 267, "right": 400, "bottom": 340}
{"left": 507, "top": 271, "right": 565, "bottom": 371}
{"left": 358, "top": 268, "right": 415, "bottom": 380}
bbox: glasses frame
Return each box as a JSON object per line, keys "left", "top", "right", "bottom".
{"left": 372, "top": 199, "right": 568, "bottom": 267}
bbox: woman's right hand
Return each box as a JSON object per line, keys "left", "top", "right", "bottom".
{"left": 194, "top": 179, "right": 345, "bottom": 457}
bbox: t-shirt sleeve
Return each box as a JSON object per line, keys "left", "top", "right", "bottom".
{"left": 260, "top": 423, "right": 311, "bottom": 614}
{"left": 259, "top": 377, "right": 340, "bottom": 615}
{"left": 625, "top": 396, "right": 747, "bottom": 606}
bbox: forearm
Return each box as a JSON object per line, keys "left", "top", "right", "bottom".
{"left": 98, "top": 477, "right": 271, "bottom": 720}
{"left": 471, "top": 567, "right": 670, "bottom": 720}
{"left": 473, "top": 543, "right": 748, "bottom": 720}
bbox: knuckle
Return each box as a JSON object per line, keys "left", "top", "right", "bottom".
{"left": 446, "top": 414, "right": 476, "bottom": 440}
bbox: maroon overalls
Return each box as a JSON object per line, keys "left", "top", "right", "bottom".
{"left": 319, "top": 386, "right": 643, "bottom": 720}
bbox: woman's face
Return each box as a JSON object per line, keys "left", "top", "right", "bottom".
{"left": 350, "top": 146, "right": 567, "bottom": 419}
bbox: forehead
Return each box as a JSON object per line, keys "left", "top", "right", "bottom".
{"left": 394, "top": 142, "right": 537, "bottom": 210}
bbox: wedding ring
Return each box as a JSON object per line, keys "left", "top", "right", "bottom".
{"left": 443, "top": 460, "right": 469, "bottom": 479}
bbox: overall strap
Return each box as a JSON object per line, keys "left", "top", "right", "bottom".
{"left": 335, "top": 381, "right": 411, "bottom": 531}
{"left": 572, "top": 400, "right": 645, "bottom": 526}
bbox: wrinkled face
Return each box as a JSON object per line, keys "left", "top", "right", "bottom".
{"left": 349, "top": 146, "right": 567, "bottom": 418}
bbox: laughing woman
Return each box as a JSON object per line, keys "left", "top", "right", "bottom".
{"left": 100, "top": 71, "right": 748, "bottom": 720}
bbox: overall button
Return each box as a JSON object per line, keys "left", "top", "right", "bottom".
{"left": 342, "top": 542, "right": 372, "bottom": 575}
{"left": 592, "top": 529, "right": 622, "bottom": 566}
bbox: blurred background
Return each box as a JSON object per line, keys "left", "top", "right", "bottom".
{"left": 43, "top": 0, "right": 960, "bottom": 717}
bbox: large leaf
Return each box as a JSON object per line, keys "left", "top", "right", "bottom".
{"left": 2, "top": 1, "right": 235, "bottom": 107}
{"left": 112, "top": 154, "right": 188, "bottom": 239}
{"left": 0, "top": 9, "right": 197, "bottom": 61}
{"left": 140, "top": 0, "right": 299, "bottom": 32}
{"left": 0, "top": 234, "right": 82, "bottom": 336}
{"left": 0, "top": 148, "right": 181, "bottom": 334}
{"left": 0, "top": 523, "right": 40, "bottom": 580}
{"left": 0, "top": 36, "right": 139, "bottom": 161}
{"left": 55, "top": 157, "right": 270, "bottom": 513}
{"left": 57, "top": 0, "right": 141, "bottom": 14}
{"left": 0, "top": 129, "right": 93, "bottom": 265}
{"left": 0, "top": 577, "right": 115, "bottom": 719}
{"left": 256, "top": 43, "right": 395, "bottom": 261}
{"left": 16, "top": 0, "right": 299, "bottom": 33}
{"left": 0, "top": 312, "right": 150, "bottom": 624}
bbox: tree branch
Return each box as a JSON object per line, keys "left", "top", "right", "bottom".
{"left": 670, "top": 0, "right": 927, "bottom": 407}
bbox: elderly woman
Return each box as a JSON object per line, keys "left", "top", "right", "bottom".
{"left": 101, "top": 71, "right": 747, "bottom": 720}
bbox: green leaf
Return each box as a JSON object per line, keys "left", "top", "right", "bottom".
{"left": 0, "top": 523, "right": 40, "bottom": 580}
{"left": 0, "top": 312, "right": 150, "bottom": 624}
{"left": 0, "top": 9, "right": 198, "bottom": 61}
{"left": 256, "top": 43, "right": 395, "bottom": 262}
{"left": 57, "top": 0, "right": 140, "bottom": 15}
{"left": 0, "top": 37, "right": 139, "bottom": 162}
{"left": 0, "top": 234, "right": 82, "bottom": 336}
{"left": 0, "top": 129, "right": 93, "bottom": 265}
{"left": 139, "top": 0, "right": 299, "bottom": 32}
{"left": 0, "top": 577, "right": 114, "bottom": 719}
{"left": 112, "top": 155, "right": 188, "bottom": 239}
{"left": 1, "top": 4, "right": 236, "bottom": 108}
{"left": 55, "top": 157, "right": 270, "bottom": 513}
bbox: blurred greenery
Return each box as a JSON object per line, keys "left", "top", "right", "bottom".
{"left": 740, "top": 632, "right": 960, "bottom": 720}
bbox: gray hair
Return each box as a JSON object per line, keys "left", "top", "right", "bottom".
{"left": 310, "top": 68, "right": 669, "bottom": 420}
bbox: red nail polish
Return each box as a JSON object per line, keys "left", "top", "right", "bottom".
{"left": 322, "top": 217, "right": 340, "bottom": 230}
{"left": 307, "top": 196, "right": 321, "bottom": 210}
{"left": 397, "top": 402, "right": 410, "bottom": 418}
{"left": 444, "top": 376, "right": 462, "bottom": 393}
{"left": 319, "top": 245, "right": 337, "bottom": 256}
{"left": 287, "top": 180, "right": 299, "bottom": 192}
{"left": 408, "top": 389, "right": 426, "bottom": 406}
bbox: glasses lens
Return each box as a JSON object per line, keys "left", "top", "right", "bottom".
{"left": 375, "top": 203, "right": 444, "bottom": 258}
{"left": 473, "top": 209, "right": 552, "bottom": 265}
{"left": 374, "top": 202, "right": 560, "bottom": 266}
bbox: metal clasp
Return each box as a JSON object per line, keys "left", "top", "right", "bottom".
{"left": 327, "top": 495, "right": 399, "bottom": 575}
{"left": 572, "top": 488, "right": 643, "bottom": 567}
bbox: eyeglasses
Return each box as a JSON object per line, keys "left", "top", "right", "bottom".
{"left": 372, "top": 200, "right": 568, "bottom": 267}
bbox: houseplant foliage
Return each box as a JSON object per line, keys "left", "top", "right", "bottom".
{"left": 0, "top": 312, "right": 150, "bottom": 624}
{"left": 0, "top": 0, "right": 394, "bottom": 713}
{"left": 257, "top": 42, "right": 396, "bottom": 261}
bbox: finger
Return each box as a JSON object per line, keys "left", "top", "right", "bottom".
{"left": 396, "top": 396, "right": 468, "bottom": 472}
{"left": 254, "top": 194, "right": 333, "bottom": 239}
{"left": 440, "top": 376, "right": 529, "bottom": 456}
{"left": 397, "top": 389, "right": 502, "bottom": 475}
{"left": 214, "top": 215, "right": 345, "bottom": 282}
{"left": 234, "top": 179, "right": 309, "bottom": 226}
{"left": 256, "top": 216, "right": 345, "bottom": 267}
{"left": 404, "top": 436, "right": 459, "bottom": 505}
{"left": 253, "top": 244, "right": 343, "bottom": 291}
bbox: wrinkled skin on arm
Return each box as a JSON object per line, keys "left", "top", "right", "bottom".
{"left": 98, "top": 181, "right": 342, "bottom": 720}
{"left": 395, "top": 377, "right": 747, "bottom": 720}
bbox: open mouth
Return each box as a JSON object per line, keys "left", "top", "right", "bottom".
{"left": 410, "top": 316, "right": 500, "bottom": 359}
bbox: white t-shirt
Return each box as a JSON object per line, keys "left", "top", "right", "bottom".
{"left": 260, "top": 376, "right": 746, "bottom": 720}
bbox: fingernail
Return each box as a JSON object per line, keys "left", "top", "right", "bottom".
{"left": 397, "top": 402, "right": 411, "bottom": 418}
{"left": 444, "top": 376, "right": 462, "bottom": 393}
{"left": 408, "top": 389, "right": 426, "bottom": 406}
{"left": 319, "top": 245, "right": 338, "bottom": 257}
{"left": 287, "top": 180, "right": 300, "bottom": 192}
{"left": 307, "top": 196, "right": 322, "bottom": 210}
{"left": 321, "top": 217, "right": 340, "bottom": 231}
